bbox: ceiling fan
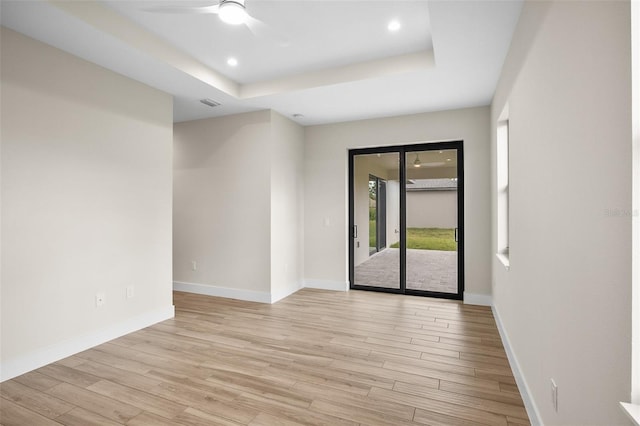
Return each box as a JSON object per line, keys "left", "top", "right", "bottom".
{"left": 145, "top": 0, "right": 285, "bottom": 43}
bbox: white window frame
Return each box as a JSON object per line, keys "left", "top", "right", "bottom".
{"left": 632, "top": 0, "right": 640, "bottom": 408}
{"left": 621, "top": 2, "right": 640, "bottom": 424}
{"left": 496, "top": 111, "right": 510, "bottom": 270}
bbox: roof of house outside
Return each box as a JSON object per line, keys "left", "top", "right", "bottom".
{"left": 406, "top": 178, "right": 458, "bottom": 191}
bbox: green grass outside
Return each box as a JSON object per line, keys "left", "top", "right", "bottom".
{"left": 390, "top": 227, "right": 456, "bottom": 251}
{"left": 369, "top": 221, "right": 456, "bottom": 251}
{"left": 369, "top": 219, "right": 376, "bottom": 248}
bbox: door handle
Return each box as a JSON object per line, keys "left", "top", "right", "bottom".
{"left": 455, "top": 228, "right": 458, "bottom": 242}
{"left": 353, "top": 225, "right": 358, "bottom": 238}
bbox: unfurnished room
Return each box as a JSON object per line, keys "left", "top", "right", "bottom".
{"left": 1, "top": 1, "right": 639, "bottom": 425}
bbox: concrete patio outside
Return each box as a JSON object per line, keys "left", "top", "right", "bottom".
{"left": 354, "top": 247, "right": 457, "bottom": 293}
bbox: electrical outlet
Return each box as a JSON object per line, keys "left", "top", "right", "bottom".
{"left": 191, "top": 260, "right": 197, "bottom": 271}
{"left": 126, "top": 286, "right": 135, "bottom": 299}
{"left": 551, "top": 379, "right": 558, "bottom": 412}
{"left": 95, "top": 293, "right": 106, "bottom": 307}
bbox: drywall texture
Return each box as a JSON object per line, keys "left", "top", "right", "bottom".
{"left": 304, "top": 107, "right": 491, "bottom": 296}
{"left": 0, "top": 29, "right": 173, "bottom": 371}
{"left": 173, "top": 111, "right": 273, "bottom": 294}
{"left": 491, "top": 1, "right": 632, "bottom": 424}
{"left": 173, "top": 110, "right": 304, "bottom": 301}
{"left": 270, "top": 111, "right": 305, "bottom": 301}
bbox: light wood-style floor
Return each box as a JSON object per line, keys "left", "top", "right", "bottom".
{"left": 1, "top": 289, "right": 530, "bottom": 426}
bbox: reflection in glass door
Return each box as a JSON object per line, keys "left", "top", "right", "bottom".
{"left": 352, "top": 153, "right": 400, "bottom": 290}
{"left": 349, "top": 142, "right": 464, "bottom": 299}
{"left": 368, "top": 175, "right": 387, "bottom": 255}
{"left": 405, "top": 149, "right": 459, "bottom": 294}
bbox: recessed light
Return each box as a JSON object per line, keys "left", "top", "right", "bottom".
{"left": 227, "top": 57, "right": 238, "bottom": 67}
{"left": 388, "top": 20, "right": 401, "bottom": 32}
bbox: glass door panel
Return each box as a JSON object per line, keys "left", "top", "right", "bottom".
{"left": 350, "top": 142, "right": 463, "bottom": 299}
{"left": 405, "top": 149, "right": 458, "bottom": 294}
{"left": 352, "top": 153, "right": 400, "bottom": 290}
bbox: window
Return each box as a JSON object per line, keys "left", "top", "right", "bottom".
{"left": 497, "top": 118, "right": 510, "bottom": 269}
{"left": 622, "top": 2, "right": 640, "bottom": 422}
{"left": 631, "top": 0, "right": 640, "bottom": 409}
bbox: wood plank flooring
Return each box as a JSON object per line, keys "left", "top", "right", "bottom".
{"left": 0, "top": 289, "right": 530, "bottom": 425}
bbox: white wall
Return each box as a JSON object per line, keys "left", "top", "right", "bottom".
{"left": 491, "top": 2, "right": 632, "bottom": 424}
{"left": 0, "top": 28, "right": 174, "bottom": 380}
{"left": 173, "top": 111, "right": 273, "bottom": 298}
{"left": 173, "top": 110, "right": 304, "bottom": 302}
{"left": 386, "top": 180, "right": 400, "bottom": 247}
{"left": 304, "top": 107, "right": 491, "bottom": 296}
{"left": 406, "top": 191, "right": 458, "bottom": 229}
{"left": 270, "top": 111, "right": 305, "bottom": 302}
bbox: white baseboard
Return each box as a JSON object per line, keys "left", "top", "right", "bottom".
{"left": 0, "top": 305, "right": 174, "bottom": 382}
{"left": 303, "top": 279, "right": 349, "bottom": 291}
{"left": 492, "top": 304, "right": 542, "bottom": 426}
{"left": 174, "top": 280, "right": 304, "bottom": 304}
{"left": 271, "top": 281, "right": 303, "bottom": 303}
{"left": 463, "top": 292, "right": 493, "bottom": 306}
{"left": 173, "top": 281, "right": 272, "bottom": 303}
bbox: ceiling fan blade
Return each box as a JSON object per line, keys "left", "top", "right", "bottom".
{"left": 244, "top": 15, "right": 289, "bottom": 47}
{"left": 143, "top": 4, "right": 220, "bottom": 14}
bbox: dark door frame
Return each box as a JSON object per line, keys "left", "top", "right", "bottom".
{"left": 348, "top": 141, "right": 465, "bottom": 300}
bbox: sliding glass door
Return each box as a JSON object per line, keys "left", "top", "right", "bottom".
{"left": 405, "top": 148, "right": 460, "bottom": 295}
{"left": 351, "top": 152, "right": 400, "bottom": 290}
{"left": 349, "top": 142, "right": 464, "bottom": 299}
